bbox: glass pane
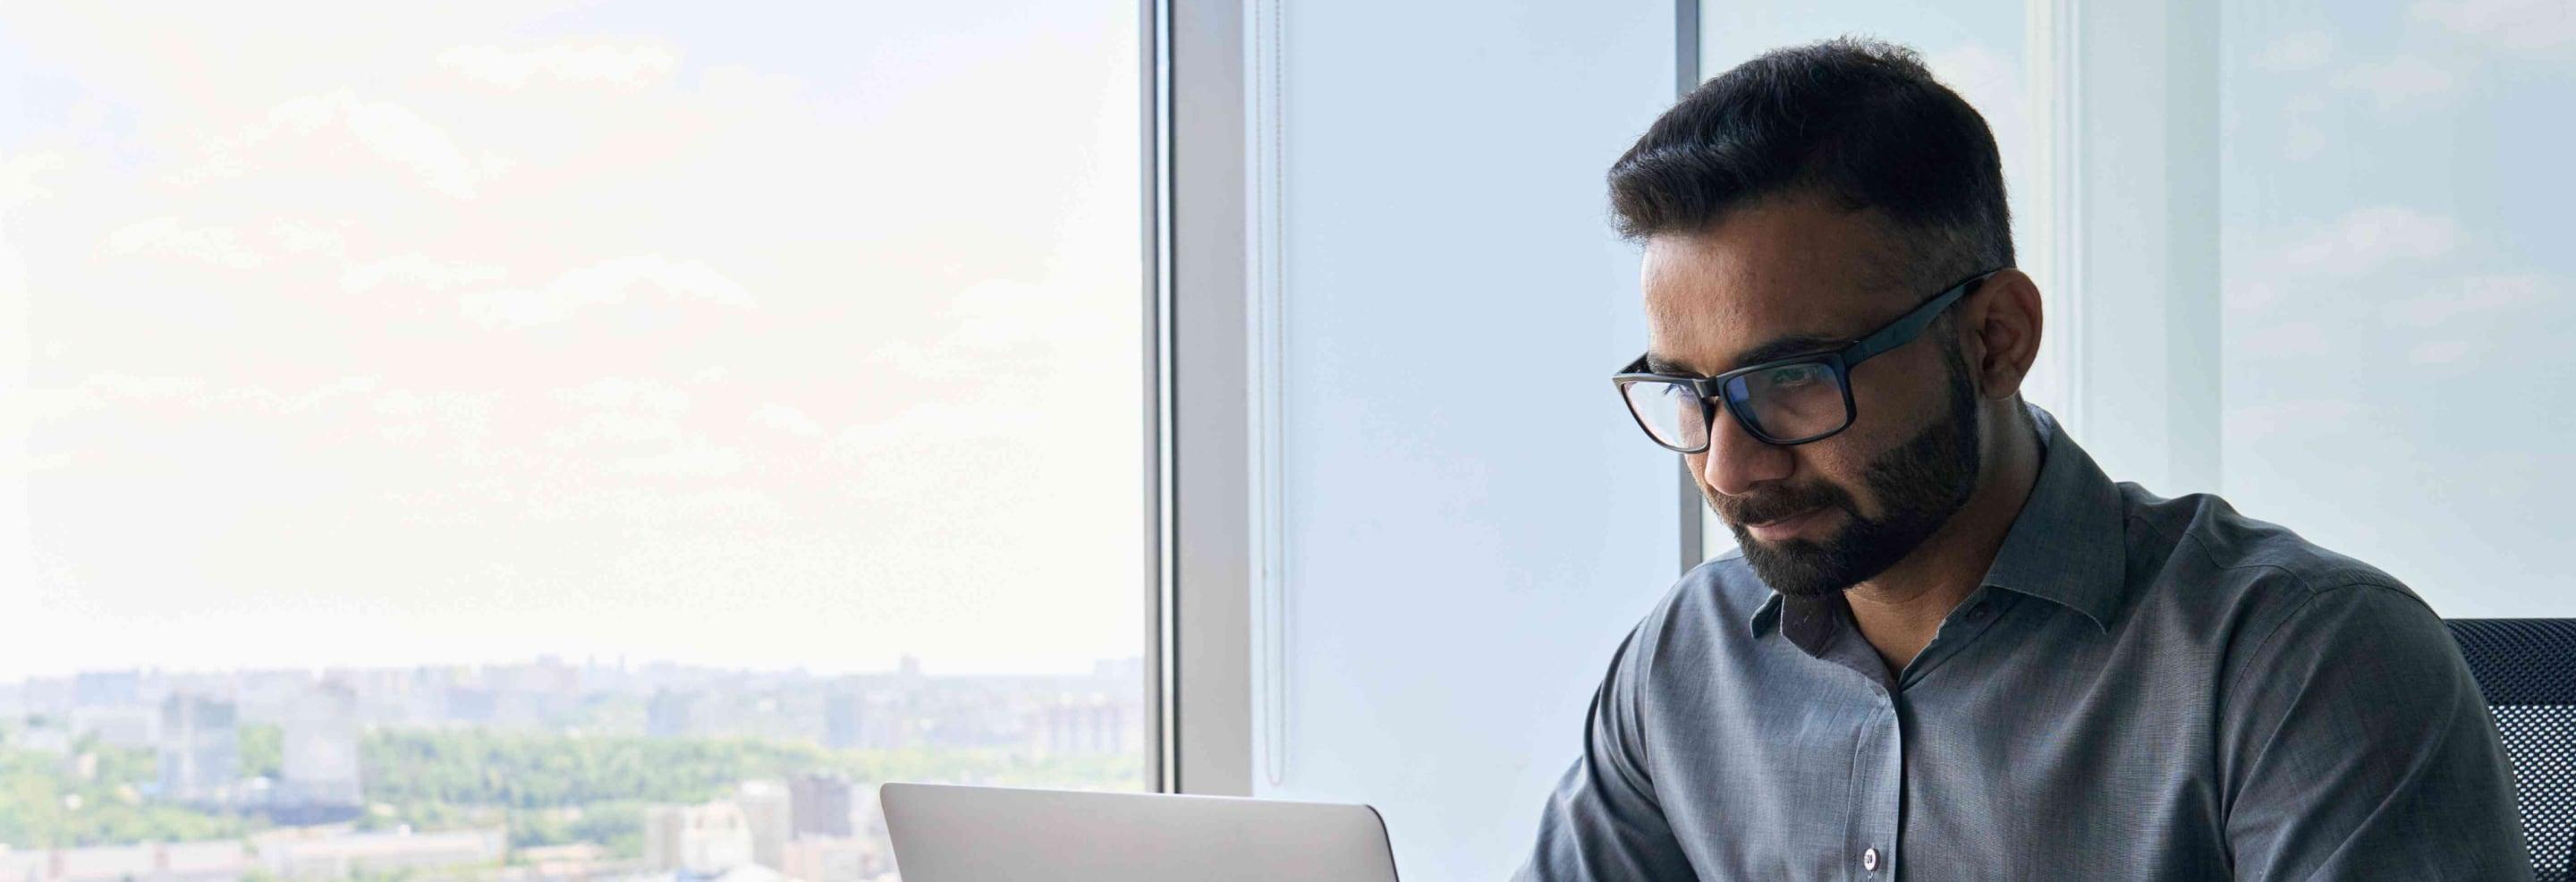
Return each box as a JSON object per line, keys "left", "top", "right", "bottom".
{"left": 1733, "top": 362, "right": 1848, "bottom": 441}
{"left": 2217, "top": 0, "right": 2575, "bottom": 617}
{"left": 0, "top": 5, "right": 1146, "bottom": 881}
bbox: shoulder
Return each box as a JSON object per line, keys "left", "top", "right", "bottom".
{"left": 2118, "top": 483, "right": 2438, "bottom": 643}
{"left": 2120, "top": 482, "right": 2412, "bottom": 600}
{"left": 2115, "top": 485, "right": 2461, "bottom": 698}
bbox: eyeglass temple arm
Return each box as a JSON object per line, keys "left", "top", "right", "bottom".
{"left": 1840, "top": 271, "right": 1994, "bottom": 367}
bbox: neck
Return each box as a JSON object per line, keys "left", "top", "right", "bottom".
{"left": 1844, "top": 409, "right": 2043, "bottom": 674}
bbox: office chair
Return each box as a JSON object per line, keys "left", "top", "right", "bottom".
{"left": 2445, "top": 618, "right": 2576, "bottom": 882}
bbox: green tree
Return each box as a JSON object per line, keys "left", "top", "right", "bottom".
{"left": 239, "top": 725, "right": 283, "bottom": 780}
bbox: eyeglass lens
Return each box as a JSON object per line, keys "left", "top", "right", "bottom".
{"left": 1623, "top": 360, "right": 1851, "bottom": 450}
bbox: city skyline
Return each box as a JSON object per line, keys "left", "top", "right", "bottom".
{"left": 4, "top": 647, "right": 1149, "bottom": 878}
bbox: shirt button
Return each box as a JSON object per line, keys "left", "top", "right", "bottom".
{"left": 1862, "top": 847, "right": 1880, "bottom": 871}
{"left": 1968, "top": 603, "right": 1989, "bottom": 621}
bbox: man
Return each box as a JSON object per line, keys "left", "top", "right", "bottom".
{"left": 1515, "top": 38, "right": 2531, "bottom": 881}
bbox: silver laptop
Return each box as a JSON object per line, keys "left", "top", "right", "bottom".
{"left": 880, "top": 783, "right": 1401, "bottom": 881}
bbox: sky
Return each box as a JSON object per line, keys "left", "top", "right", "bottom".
{"left": 0, "top": 2, "right": 1147, "bottom": 677}
{"left": 4, "top": 0, "right": 2568, "bottom": 681}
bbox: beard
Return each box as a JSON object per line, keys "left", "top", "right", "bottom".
{"left": 1719, "top": 343, "right": 1983, "bottom": 598}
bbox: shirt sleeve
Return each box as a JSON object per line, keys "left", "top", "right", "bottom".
{"left": 1512, "top": 622, "right": 1697, "bottom": 881}
{"left": 2218, "top": 581, "right": 2534, "bottom": 880}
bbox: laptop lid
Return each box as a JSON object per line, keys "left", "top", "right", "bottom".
{"left": 880, "top": 783, "right": 1400, "bottom": 882}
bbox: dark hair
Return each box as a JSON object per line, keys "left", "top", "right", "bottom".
{"left": 1607, "top": 38, "right": 2013, "bottom": 290}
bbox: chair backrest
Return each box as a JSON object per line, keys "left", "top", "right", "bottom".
{"left": 2445, "top": 618, "right": 2576, "bottom": 882}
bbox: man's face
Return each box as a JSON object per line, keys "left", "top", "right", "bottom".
{"left": 1641, "top": 194, "right": 1985, "bottom": 598}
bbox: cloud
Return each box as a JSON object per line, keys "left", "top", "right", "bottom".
{"left": 546, "top": 377, "right": 691, "bottom": 450}
{"left": 2382, "top": 274, "right": 2552, "bottom": 327}
{"left": 258, "top": 90, "right": 501, "bottom": 198}
{"left": 2407, "top": 339, "right": 2476, "bottom": 364}
{"left": 102, "top": 216, "right": 267, "bottom": 268}
{"left": 458, "top": 255, "right": 754, "bottom": 329}
{"left": 2411, "top": 0, "right": 2576, "bottom": 53}
{"left": 753, "top": 403, "right": 824, "bottom": 438}
{"left": 0, "top": 152, "right": 69, "bottom": 209}
{"left": 2331, "top": 55, "right": 2458, "bottom": 110}
{"left": 99, "top": 216, "right": 348, "bottom": 270}
{"left": 558, "top": 377, "right": 691, "bottom": 416}
{"left": 341, "top": 254, "right": 508, "bottom": 294}
{"left": 539, "top": 379, "right": 744, "bottom": 479}
{"left": 612, "top": 443, "right": 744, "bottom": 479}
{"left": 368, "top": 388, "right": 496, "bottom": 445}
{"left": 2280, "top": 206, "right": 2461, "bottom": 276}
{"left": 2255, "top": 31, "right": 2336, "bottom": 72}
{"left": 2259, "top": 320, "right": 2333, "bottom": 358}
{"left": 2226, "top": 398, "right": 2364, "bottom": 437}
{"left": 203, "top": 376, "right": 383, "bottom": 413}
{"left": 17, "top": 374, "right": 384, "bottom": 424}
{"left": 438, "top": 43, "right": 680, "bottom": 89}
{"left": 272, "top": 220, "right": 346, "bottom": 256}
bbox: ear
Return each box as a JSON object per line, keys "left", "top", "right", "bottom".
{"left": 1957, "top": 268, "right": 2042, "bottom": 401}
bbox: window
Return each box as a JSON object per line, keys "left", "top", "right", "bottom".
{"left": 2215, "top": 0, "right": 2573, "bottom": 616}
{"left": 1688, "top": 1, "right": 2572, "bottom": 621}
{"left": 0, "top": 5, "right": 1147, "bottom": 881}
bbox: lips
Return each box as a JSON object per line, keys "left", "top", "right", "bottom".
{"left": 1742, "top": 506, "right": 1826, "bottom": 541}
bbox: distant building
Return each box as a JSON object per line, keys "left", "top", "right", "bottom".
{"left": 616, "top": 865, "right": 795, "bottom": 882}
{"left": 647, "top": 689, "right": 695, "bottom": 739}
{"left": 253, "top": 826, "right": 505, "bottom": 879}
{"left": 444, "top": 686, "right": 498, "bottom": 725}
{"left": 501, "top": 843, "right": 613, "bottom": 882}
{"left": 158, "top": 694, "right": 241, "bottom": 804}
{"left": 231, "top": 670, "right": 316, "bottom": 724}
{"left": 821, "top": 693, "right": 909, "bottom": 751}
{"left": 1093, "top": 657, "right": 1146, "bottom": 682}
{"left": 821, "top": 692, "right": 860, "bottom": 750}
{"left": 1029, "top": 696, "right": 1140, "bottom": 758}
{"left": 787, "top": 774, "right": 854, "bottom": 839}
{"left": 323, "top": 667, "right": 426, "bottom": 726}
{"left": 9, "top": 717, "right": 72, "bottom": 755}
{"left": 734, "top": 782, "right": 791, "bottom": 870}
{"left": 278, "top": 683, "right": 361, "bottom": 819}
{"left": 70, "top": 671, "right": 140, "bottom": 708}
{"left": 779, "top": 836, "right": 885, "bottom": 882}
{"left": 0, "top": 838, "right": 248, "bottom": 882}
{"left": 643, "top": 801, "right": 753, "bottom": 876}
{"left": 67, "top": 705, "right": 158, "bottom": 750}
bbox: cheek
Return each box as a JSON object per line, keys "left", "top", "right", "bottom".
{"left": 1797, "top": 436, "right": 1887, "bottom": 513}
{"left": 1850, "top": 345, "right": 1959, "bottom": 430}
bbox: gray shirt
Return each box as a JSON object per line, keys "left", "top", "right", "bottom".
{"left": 1516, "top": 404, "right": 2531, "bottom": 881}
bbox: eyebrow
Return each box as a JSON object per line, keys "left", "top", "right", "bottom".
{"left": 1647, "top": 335, "right": 1844, "bottom": 377}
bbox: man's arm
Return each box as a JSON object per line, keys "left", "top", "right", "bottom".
{"left": 1513, "top": 624, "right": 1695, "bottom": 881}
{"left": 2219, "top": 581, "right": 2533, "bottom": 880}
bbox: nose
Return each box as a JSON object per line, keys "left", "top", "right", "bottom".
{"left": 1699, "top": 401, "right": 1793, "bottom": 497}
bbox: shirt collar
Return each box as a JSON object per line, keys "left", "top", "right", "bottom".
{"left": 1745, "top": 402, "right": 2129, "bottom": 642}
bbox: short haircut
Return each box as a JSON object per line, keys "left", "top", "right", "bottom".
{"left": 1607, "top": 37, "right": 2013, "bottom": 293}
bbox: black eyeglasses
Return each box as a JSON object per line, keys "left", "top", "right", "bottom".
{"left": 1612, "top": 269, "right": 2002, "bottom": 452}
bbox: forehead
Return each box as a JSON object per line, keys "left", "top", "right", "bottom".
{"left": 1640, "top": 195, "right": 1911, "bottom": 375}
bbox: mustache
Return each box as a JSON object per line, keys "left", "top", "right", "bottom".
{"left": 1714, "top": 481, "right": 1855, "bottom": 526}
